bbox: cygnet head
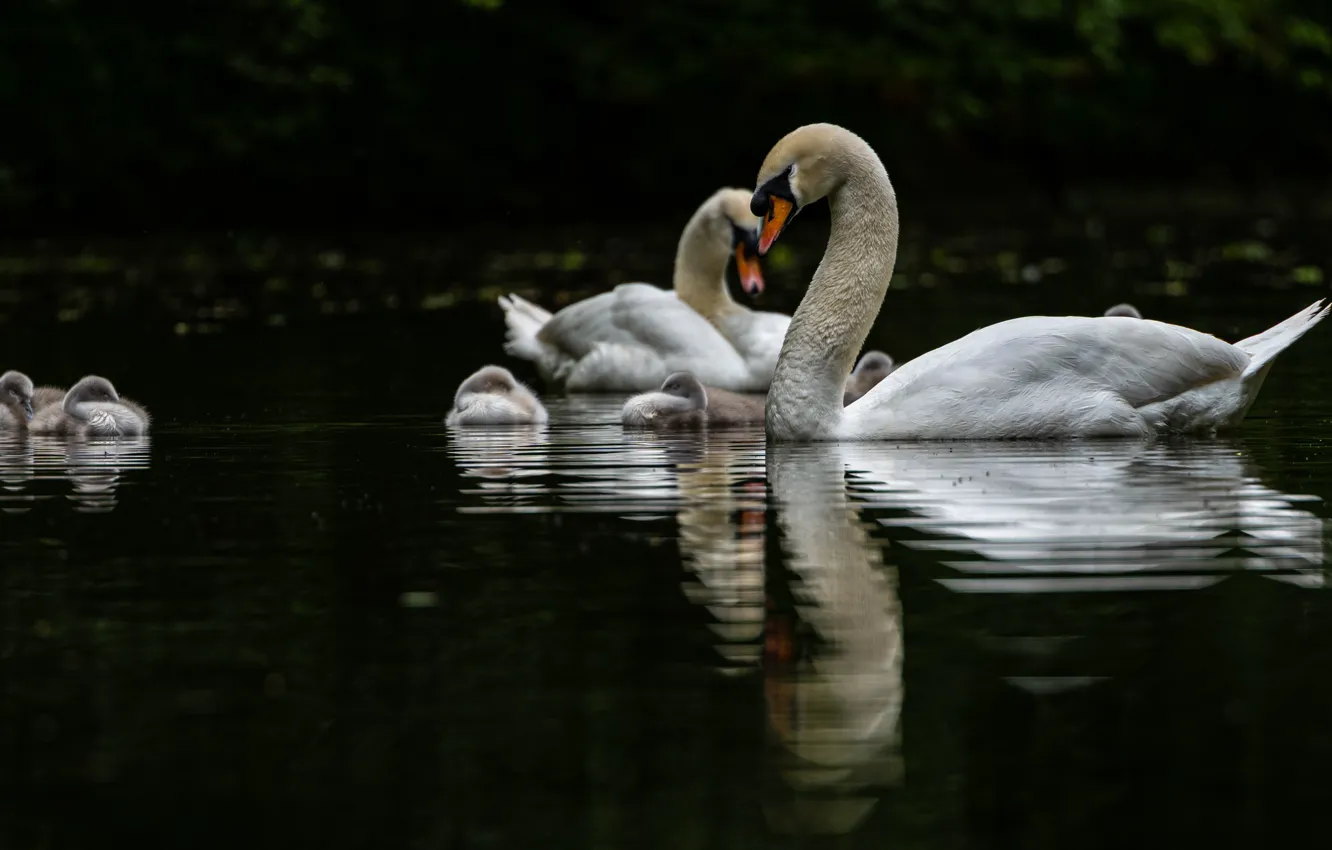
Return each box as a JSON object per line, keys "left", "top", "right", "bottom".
{"left": 66, "top": 375, "right": 121, "bottom": 406}
{"left": 659, "top": 372, "right": 708, "bottom": 411}
{"left": 454, "top": 365, "right": 521, "bottom": 403}
{"left": 853, "top": 350, "right": 895, "bottom": 380}
{"left": 0, "top": 371, "right": 35, "bottom": 419}
{"left": 694, "top": 188, "right": 765, "bottom": 296}
{"left": 1104, "top": 302, "right": 1142, "bottom": 319}
{"left": 749, "top": 123, "right": 877, "bottom": 254}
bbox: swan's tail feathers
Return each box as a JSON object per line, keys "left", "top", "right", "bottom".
{"left": 504, "top": 293, "right": 554, "bottom": 325}
{"left": 1236, "top": 298, "right": 1331, "bottom": 383}
{"left": 498, "top": 293, "right": 552, "bottom": 361}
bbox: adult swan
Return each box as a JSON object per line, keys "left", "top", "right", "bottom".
{"left": 750, "top": 123, "right": 1329, "bottom": 441}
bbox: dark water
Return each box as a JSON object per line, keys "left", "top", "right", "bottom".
{"left": 4, "top": 220, "right": 1332, "bottom": 849}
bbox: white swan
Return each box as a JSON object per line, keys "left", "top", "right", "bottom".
{"left": 498, "top": 188, "right": 790, "bottom": 393}
{"left": 620, "top": 371, "right": 765, "bottom": 428}
{"left": 445, "top": 365, "right": 548, "bottom": 426}
{"left": 750, "top": 123, "right": 1330, "bottom": 440}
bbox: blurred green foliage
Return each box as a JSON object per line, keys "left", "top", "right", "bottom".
{"left": 2, "top": 0, "right": 1331, "bottom": 227}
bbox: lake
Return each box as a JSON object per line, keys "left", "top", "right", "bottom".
{"left": 3, "top": 209, "right": 1332, "bottom": 849}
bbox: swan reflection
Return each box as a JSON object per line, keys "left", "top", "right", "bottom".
{"left": 669, "top": 435, "right": 767, "bottom": 670}
{"left": 0, "top": 435, "right": 151, "bottom": 513}
{"left": 445, "top": 425, "right": 552, "bottom": 510}
{"left": 840, "top": 440, "right": 1329, "bottom": 592}
{"left": 445, "top": 397, "right": 767, "bottom": 518}
{"left": 763, "top": 444, "right": 905, "bottom": 835}
{"left": 445, "top": 403, "right": 772, "bottom": 667}
{"left": 39, "top": 436, "right": 153, "bottom": 513}
{"left": 0, "top": 435, "right": 37, "bottom": 513}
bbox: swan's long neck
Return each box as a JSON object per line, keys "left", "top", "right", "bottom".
{"left": 64, "top": 391, "right": 90, "bottom": 422}
{"left": 766, "top": 156, "right": 899, "bottom": 440}
{"left": 673, "top": 218, "right": 738, "bottom": 322}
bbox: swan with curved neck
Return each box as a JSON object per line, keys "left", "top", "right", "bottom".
{"left": 750, "top": 123, "right": 1329, "bottom": 440}
{"left": 0, "top": 370, "right": 35, "bottom": 430}
{"left": 28, "top": 375, "right": 151, "bottom": 437}
{"left": 446, "top": 365, "right": 548, "bottom": 426}
{"left": 498, "top": 188, "right": 790, "bottom": 392}
{"left": 621, "top": 371, "right": 765, "bottom": 428}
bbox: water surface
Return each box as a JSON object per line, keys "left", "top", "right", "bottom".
{"left": 3, "top": 234, "right": 1332, "bottom": 848}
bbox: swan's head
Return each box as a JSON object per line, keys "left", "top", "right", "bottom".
{"left": 852, "top": 350, "right": 895, "bottom": 380}
{"left": 0, "top": 370, "right": 35, "bottom": 419}
{"left": 455, "top": 365, "right": 521, "bottom": 403}
{"left": 750, "top": 123, "right": 870, "bottom": 254}
{"left": 659, "top": 372, "right": 708, "bottom": 410}
{"left": 66, "top": 375, "right": 120, "bottom": 406}
{"left": 1104, "top": 302, "right": 1143, "bottom": 319}
{"left": 698, "top": 188, "right": 765, "bottom": 296}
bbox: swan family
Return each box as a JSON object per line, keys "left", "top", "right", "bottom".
{"left": 9, "top": 125, "right": 1318, "bottom": 442}
{"left": 453, "top": 122, "right": 1327, "bottom": 440}
{"left": 0, "top": 371, "right": 151, "bottom": 437}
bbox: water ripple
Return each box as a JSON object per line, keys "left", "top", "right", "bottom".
{"left": 0, "top": 434, "right": 152, "bottom": 514}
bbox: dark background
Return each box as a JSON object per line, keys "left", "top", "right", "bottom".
{"left": 8, "top": 8, "right": 1332, "bottom": 849}
{"left": 5, "top": 0, "right": 1332, "bottom": 234}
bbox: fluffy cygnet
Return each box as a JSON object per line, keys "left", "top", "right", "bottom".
{"left": 28, "top": 375, "right": 151, "bottom": 437}
{"left": 0, "top": 370, "right": 36, "bottom": 431}
{"left": 1104, "top": 303, "right": 1143, "bottom": 319}
{"left": 621, "top": 371, "right": 765, "bottom": 428}
{"left": 842, "top": 350, "right": 896, "bottom": 406}
{"left": 31, "top": 385, "right": 67, "bottom": 411}
{"left": 446, "top": 365, "right": 548, "bottom": 426}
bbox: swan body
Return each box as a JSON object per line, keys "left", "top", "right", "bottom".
{"left": 446, "top": 365, "right": 548, "bottom": 426}
{"left": 499, "top": 188, "right": 790, "bottom": 392}
{"left": 621, "top": 371, "right": 765, "bottom": 428}
{"left": 841, "top": 351, "right": 895, "bottom": 406}
{"left": 28, "top": 375, "right": 151, "bottom": 437}
{"left": 0, "top": 371, "right": 35, "bottom": 430}
{"left": 749, "top": 123, "right": 1329, "bottom": 441}
{"left": 31, "top": 385, "right": 66, "bottom": 411}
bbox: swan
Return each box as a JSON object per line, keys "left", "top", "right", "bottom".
{"left": 749, "top": 123, "right": 1330, "bottom": 440}
{"left": 841, "top": 350, "right": 895, "bottom": 406}
{"left": 0, "top": 371, "right": 35, "bottom": 430}
{"left": 498, "top": 187, "right": 790, "bottom": 393}
{"left": 1104, "top": 302, "right": 1142, "bottom": 319}
{"left": 446, "top": 365, "right": 548, "bottom": 426}
{"left": 621, "top": 371, "right": 765, "bottom": 428}
{"left": 31, "top": 384, "right": 66, "bottom": 411}
{"left": 28, "top": 375, "right": 151, "bottom": 437}
{"left": 763, "top": 445, "right": 904, "bottom": 834}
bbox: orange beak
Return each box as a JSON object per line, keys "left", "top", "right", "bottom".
{"left": 758, "top": 196, "right": 794, "bottom": 255}
{"left": 734, "top": 244, "right": 765, "bottom": 296}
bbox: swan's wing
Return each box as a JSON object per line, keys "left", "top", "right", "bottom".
{"left": 85, "top": 409, "right": 121, "bottom": 437}
{"left": 538, "top": 283, "right": 742, "bottom": 363}
{"left": 887, "top": 316, "right": 1245, "bottom": 403}
{"left": 119, "top": 397, "right": 152, "bottom": 428}
{"left": 846, "top": 316, "right": 1250, "bottom": 435}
